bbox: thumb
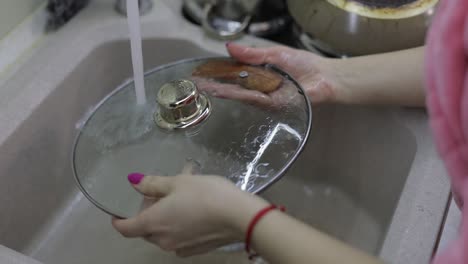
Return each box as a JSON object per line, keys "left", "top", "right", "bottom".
{"left": 226, "top": 42, "right": 289, "bottom": 66}
{"left": 112, "top": 216, "right": 147, "bottom": 238}
{"left": 127, "top": 173, "right": 173, "bottom": 197}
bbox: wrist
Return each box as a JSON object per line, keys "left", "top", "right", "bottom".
{"left": 302, "top": 57, "right": 352, "bottom": 104}
{"left": 323, "top": 58, "right": 354, "bottom": 104}
{"left": 222, "top": 191, "right": 269, "bottom": 241}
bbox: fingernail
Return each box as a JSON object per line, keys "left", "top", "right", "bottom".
{"left": 225, "top": 42, "right": 231, "bottom": 48}
{"left": 128, "top": 173, "right": 145, "bottom": 185}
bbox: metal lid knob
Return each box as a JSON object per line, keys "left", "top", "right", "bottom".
{"left": 155, "top": 79, "right": 211, "bottom": 130}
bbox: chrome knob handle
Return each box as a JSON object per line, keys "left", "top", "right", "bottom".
{"left": 155, "top": 79, "right": 211, "bottom": 130}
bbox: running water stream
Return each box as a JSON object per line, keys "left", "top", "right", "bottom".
{"left": 126, "top": 0, "right": 146, "bottom": 105}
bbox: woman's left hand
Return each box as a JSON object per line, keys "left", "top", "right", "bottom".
{"left": 193, "top": 76, "right": 303, "bottom": 110}
{"left": 188, "top": 43, "right": 339, "bottom": 110}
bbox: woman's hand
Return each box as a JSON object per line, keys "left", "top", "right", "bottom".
{"left": 228, "top": 43, "right": 339, "bottom": 104}
{"left": 198, "top": 43, "right": 426, "bottom": 107}
{"left": 112, "top": 172, "right": 382, "bottom": 264}
{"left": 112, "top": 172, "right": 268, "bottom": 257}
{"left": 193, "top": 76, "right": 305, "bottom": 110}
{"left": 194, "top": 43, "right": 339, "bottom": 106}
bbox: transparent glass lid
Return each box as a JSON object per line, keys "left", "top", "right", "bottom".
{"left": 73, "top": 57, "right": 312, "bottom": 218}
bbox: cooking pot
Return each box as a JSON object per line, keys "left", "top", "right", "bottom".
{"left": 287, "top": 0, "right": 438, "bottom": 56}
{"left": 183, "top": 0, "right": 291, "bottom": 40}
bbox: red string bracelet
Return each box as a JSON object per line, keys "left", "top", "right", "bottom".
{"left": 245, "top": 204, "right": 286, "bottom": 260}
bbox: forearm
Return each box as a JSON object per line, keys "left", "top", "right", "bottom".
{"left": 330, "top": 47, "right": 425, "bottom": 106}
{"left": 253, "top": 212, "right": 379, "bottom": 264}
{"left": 229, "top": 196, "right": 381, "bottom": 264}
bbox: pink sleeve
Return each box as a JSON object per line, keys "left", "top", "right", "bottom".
{"left": 425, "top": 0, "right": 468, "bottom": 263}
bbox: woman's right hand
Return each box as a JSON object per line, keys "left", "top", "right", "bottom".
{"left": 112, "top": 172, "right": 381, "bottom": 264}
{"left": 112, "top": 173, "right": 268, "bottom": 257}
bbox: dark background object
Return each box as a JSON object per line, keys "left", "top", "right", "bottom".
{"left": 351, "top": 0, "right": 418, "bottom": 8}
{"left": 46, "top": 0, "right": 90, "bottom": 31}
{"left": 181, "top": 0, "right": 296, "bottom": 46}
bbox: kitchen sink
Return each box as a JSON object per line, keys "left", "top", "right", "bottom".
{"left": 0, "top": 38, "right": 448, "bottom": 264}
{"left": 0, "top": 0, "right": 451, "bottom": 263}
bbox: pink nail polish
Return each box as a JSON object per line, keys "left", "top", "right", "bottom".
{"left": 128, "top": 173, "right": 144, "bottom": 185}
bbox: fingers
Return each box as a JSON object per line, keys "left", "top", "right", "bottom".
{"left": 112, "top": 216, "right": 148, "bottom": 238}
{"left": 128, "top": 173, "right": 173, "bottom": 198}
{"left": 193, "top": 78, "right": 273, "bottom": 107}
{"left": 226, "top": 42, "right": 289, "bottom": 66}
{"left": 140, "top": 196, "right": 158, "bottom": 211}
{"left": 114, "top": 173, "right": 173, "bottom": 238}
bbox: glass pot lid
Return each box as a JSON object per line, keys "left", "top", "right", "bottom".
{"left": 72, "top": 57, "right": 312, "bottom": 218}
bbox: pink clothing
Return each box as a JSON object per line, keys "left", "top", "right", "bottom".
{"left": 425, "top": 0, "right": 468, "bottom": 263}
